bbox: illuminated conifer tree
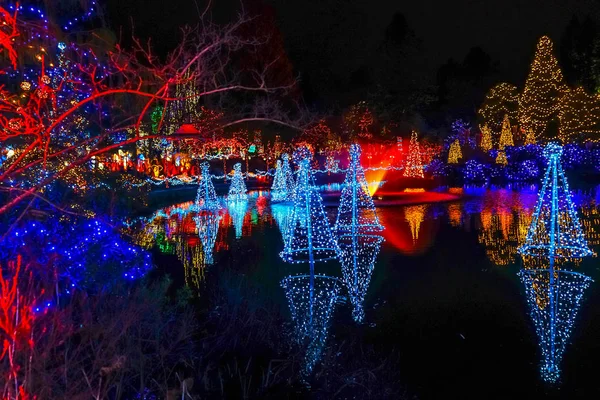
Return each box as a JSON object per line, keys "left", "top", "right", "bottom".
{"left": 403, "top": 131, "right": 424, "bottom": 178}
{"left": 525, "top": 127, "right": 537, "bottom": 145}
{"left": 335, "top": 143, "right": 384, "bottom": 235}
{"left": 557, "top": 87, "right": 600, "bottom": 142}
{"left": 518, "top": 143, "right": 594, "bottom": 383}
{"left": 496, "top": 150, "right": 507, "bottom": 166}
{"left": 280, "top": 147, "right": 339, "bottom": 277}
{"left": 447, "top": 139, "right": 462, "bottom": 164}
{"left": 499, "top": 114, "right": 514, "bottom": 150}
{"left": 480, "top": 124, "right": 493, "bottom": 152}
{"left": 271, "top": 159, "right": 285, "bottom": 201}
{"left": 196, "top": 162, "right": 221, "bottom": 210}
{"left": 519, "top": 36, "right": 566, "bottom": 139}
{"left": 479, "top": 82, "right": 519, "bottom": 132}
{"left": 227, "top": 162, "right": 248, "bottom": 202}
{"left": 271, "top": 153, "right": 295, "bottom": 203}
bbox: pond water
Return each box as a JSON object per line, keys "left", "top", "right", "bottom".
{"left": 132, "top": 186, "right": 600, "bottom": 399}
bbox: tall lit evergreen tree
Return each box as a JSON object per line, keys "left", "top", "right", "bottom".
{"left": 227, "top": 163, "right": 248, "bottom": 201}
{"left": 499, "top": 114, "right": 514, "bottom": 149}
{"left": 519, "top": 36, "right": 567, "bottom": 139}
{"left": 403, "top": 131, "right": 424, "bottom": 178}
{"left": 480, "top": 124, "right": 493, "bottom": 152}
{"left": 448, "top": 139, "right": 462, "bottom": 164}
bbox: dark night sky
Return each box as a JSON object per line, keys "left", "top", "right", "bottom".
{"left": 104, "top": 0, "right": 600, "bottom": 92}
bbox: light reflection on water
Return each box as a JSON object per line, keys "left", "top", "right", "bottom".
{"left": 132, "top": 185, "right": 600, "bottom": 390}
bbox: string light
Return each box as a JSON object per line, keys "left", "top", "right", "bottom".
{"left": 280, "top": 146, "right": 340, "bottom": 275}
{"left": 404, "top": 131, "right": 425, "bottom": 178}
{"left": 480, "top": 124, "right": 493, "bottom": 152}
{"left": 195, "top": 162, "right": 221, "bottom": 211}
{"left": 519, "top": 36, "right": 567, "bottom": 139}
{"left": 335, "top": 143, "right": 384, "bottom": 235}
{"left": 447, "top": 139, "right": 462, "bottom": 164}
{"left": 280, "top": 274, "right": 341, "bottom": 376}
{"left": 499, "top": 114, "right": 514, "bottom": 150}
{"left": 227, "top": 162, "right": 248, "bottom": 202}
{"left": 271, "top": 153, "right": 295, "bottom": 203}
{"left": 479, "top": 82, "right": 519, "bottom": 133}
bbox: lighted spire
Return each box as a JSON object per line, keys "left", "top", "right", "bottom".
{"left": 280, "top": 146, "right": 339, "bottom": 274}
{"left": 518, "top": 142, "right": 594, "bottom": 383}
{"left": 335, "top": 143, "right": 384, "bottom": 236}
{"left": 271, "top": 153, "right": 295, "bottom": 203}
{"left": 196, "top": 162, "right": 221, "bottom": 211}
{"left": 403, "top": 131, "right": 424, "bottom": 178}
{"left": 227, "top": 162, "right": 248, "bottom": 202}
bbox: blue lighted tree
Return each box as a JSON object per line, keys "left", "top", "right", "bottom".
{"left": 271, "top": 159, "right": 286, "bottom": 202}
{"left": 228, "top": 162, "right": 248, "bottom": 202}
{"left": 196, "top": 162, "right": 221, "bottom": 211}
{"left": 339, "top": 234, "right": 384, "bottom": 323}
{"left": 335, "top": 143, "right": 384, "bottom": 235}
{"left": 194, "top": 212, "right": 221, "bottom": 265}
{"left": 518, "top": 142, "right": 594, "bottom": 383}
{"left": 280, "top": 146, "right": 340, "bottom": 277}
{"left": 281, "top": 274, "right": 341, "bottom": 377}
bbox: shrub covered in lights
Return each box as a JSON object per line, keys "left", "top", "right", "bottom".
{"left": 463, "top": 160, "right": 487, "bottom": 182}
{"left": 0, "top": 217, "right": 152, "bottom": 294}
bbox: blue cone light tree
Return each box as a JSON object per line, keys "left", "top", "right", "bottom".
{"left": 280, "top": 146, "right": 340, "bottom": 275}
{"left": 281, "top": 274, "right": 341, "bottom": 376}
{"left": 335, "top": 143, "right": 384, "bottom": 235}
{"left": 196, "top": 162, "right": 221, "bottom": 211}
{"left": 271, "top": 154, "right": 295, "bottom": 203}
{"left": 339, "top": 234, "right": 384, "bottom": 323}
{"left": 518, "top": 142, "right": 594, "bottom": 383}
{"left": 194, "top": 212, "right": 221, "bottom": 265}
{"left": 228, "top": 162, "right": 248, "bottom": 202}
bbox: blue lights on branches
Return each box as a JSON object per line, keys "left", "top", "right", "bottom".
{"left": 228, "top": 162, "right": 248, "bottom": 202}
{"left": 196, "top": 162, "right": 221, "bottom": 211}
{"left": 335, "top": 143, "right": 384, "bottom": 235}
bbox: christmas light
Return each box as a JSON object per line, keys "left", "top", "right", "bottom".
{"left": 480, "top": 124, "right": 493, "bottom": 152}
{"left": 280, "top": 146, "right": 340, "bottom": 277}
{"left": 227, "top": 162, "right": 248, "bottom": 202}
{"left": 271, "top": 153, "right": 295, "bottom": 203}
{"left": 194, "top": 212, "right": 221, "bottom": 265}
{"left": 280, "top": 274, "right": 341, "bottom": 376}
{"left": 518, "top": 143, "right": 594, "bottom": 383}
{"left": 519, "top": 36, "right": 566, "bottom": 139}
{"left": 499, "top": 114, "right": 514, "bottom": 150}
{"left": 447, "top": 139, "right": 462, "bottom": 164}
{"left": 519, "top": 268, "right": 592, "bottom": 383}
{"left": 479, "top": 82, "right": 519, "bottom": 133}
{"left": 272, "top": 203, "right": 293, "bottom": 243}
{"left": 404, "top": 131, "right": 425, "bottom": 178}
{"left": 335, "top": 143, "right": 384, "bottom": 235}
{"left": 227, "top": 199, "right": 247, "bottom": 239}
{"left": 519, "top": 143, "right": 593, "bottom": 258}
{"left": 195, "top": 162, "right": 221, "bottom": 211}
{"left": 496, "top": 150, "right": 507, "bottom": 166}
